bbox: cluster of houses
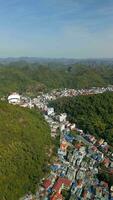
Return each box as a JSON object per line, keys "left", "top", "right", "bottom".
{"left": 32, "top": 86, "right": 113, "bottom": 101}
{"left": 6, "top": 87, "right": 113, "bottom": 200}
{"left": 20, "top": 103, "right": 113, "bottom": 200}
{"left": 32, "top": 104, "right": 113, "bottom": 200}
{"left": 7, "top": 85, "right": 113, "bottom": 109}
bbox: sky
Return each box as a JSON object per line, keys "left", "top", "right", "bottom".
{"left": 0, "top": 0, "right": 113, "bottom": 58}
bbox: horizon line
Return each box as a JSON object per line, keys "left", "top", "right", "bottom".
{"left": 0, "top": 56, "right": 113, "bottom": 60}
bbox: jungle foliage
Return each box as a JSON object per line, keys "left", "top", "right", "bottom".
{"left": 0, "top": 102, "right": 51, "bottom": 200}
{"left": 50, "top": 92, "right": 113, "bottom": 144}
{"left": 0, "top": 62, "right": 113, "bottom": 96}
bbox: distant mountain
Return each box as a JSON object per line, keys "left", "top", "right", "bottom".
{"left": 0, "top": 61, "right": 113, "bottom": 96}
{"left": 1, "top": 57, "right": 113, "bottom": 65}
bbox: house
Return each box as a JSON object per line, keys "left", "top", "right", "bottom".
{"left": 60, "top": 140, "right": 69, "bottom": 152}
{"left": 47, "top": 107, "right": 54, "bottom": 116}
{"left": 64, "top": 134, "right": 75, "bottom": 143}
{"left": 76, "top": 128, "right": 83, "bottom": 135}
{"left": 98, "top": 139, "right": 104, "bottom": 146}
{"left": 50, "top": 192, "right": 63, "bottom": 200}
{"left": 88, "top": 135, "right": 96, "bottom": 144}
{"left": 74, "top": 142, "right": 84, "bottom": 150}
{"left": 60, "top": 124, "right": 66, "bottom": 132}
{"left": 111, "top": 186, "right": 113, "bottom": 192}
{"left": 43, "top": 179, "right": 52, "bottom": 191}
{"left": 60, "top": 166, "right": 68, "bottom": 177}
{"left": 59, "top": 113, "right": 67, "bottom": 122}
{"left": 79, "top": 146, "right": 86, "bottom": 154}
{"left": 71, "top": 181, "right": 77, "bottom": 194}
{"left": 58, "top": 148, "right": 67, "bottom": 156}
{"left": 66, "top": 167, "right": 76, "bottom": 181}
{"left": 88, "top": 146, "right": 97, "bottom": 154}
{"left": 70, "top": 124, "right": 76, "bottom": 130}
{"left": 103, "top": 158, "right": 110, "bottom": 168}
{"left": 75, "top": 188, "right": 83, "bottom": 198}
{"left": 53, "top": 177, "right": 71, "bottom": 193}
{"left": 50, "top": 164, "right": 62, "bottom": 172}
{"left": 51, "top": 130, "right": 57, "bottom": 138}
{"left": 101, "top": 142, "right": 109, "bottom": 153}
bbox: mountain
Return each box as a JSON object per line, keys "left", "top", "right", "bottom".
{"left": 1, "top": 57, "right": 113, "bottom": 65}
{"left": 0, "top": 102, "right": 51, "bottom": 200}
{"left": 0, "top": 62, "right": 113, "bottom": 96}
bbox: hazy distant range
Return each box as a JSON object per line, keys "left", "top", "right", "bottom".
{"left": 0, "top": 57, "right": 113, "bottom": 66}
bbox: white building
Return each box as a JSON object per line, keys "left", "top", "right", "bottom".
{"left": 70, "top": 123, "right": 76, "bottom": 130}
{"left": 59, "top": 113, "right": 67, "bottom": 122}
{"left": 8, "top": 93, "right": 21, "bottom": 105}
{"left": 47, "top": 107, "right": 54, "bottom": 116}
{"left": 60, "top": 124, "right": 65, "bottom": 132}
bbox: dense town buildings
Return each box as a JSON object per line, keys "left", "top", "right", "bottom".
{"left": 6, "top": 86, "right": 113, "bottom": 200}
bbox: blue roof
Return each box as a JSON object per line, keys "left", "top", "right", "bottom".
{"left": 47, "top": 188, "right": 52, "bottom": 193}
{"left": 60, "top": 173, "right": 65, "bottom": 177}
{"left": 64, "top": 134, "right": 75, "bottom": 142}
{"left": 72, "top": 181, "right": 77, "bottom": 188}
{"left": 88, "top": 187, "right": 92, "bottom": 193}
{"left": 50, "top": 165, "right": 60, "bottom": 171}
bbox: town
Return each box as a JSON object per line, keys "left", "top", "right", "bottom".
{"left": 5, "top": 86, "right": 113, "bottom": 200}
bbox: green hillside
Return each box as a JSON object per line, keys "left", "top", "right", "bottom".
{"left": 0, "top": 102, "right": 51, "bottom": 200}
{"left": 0, "top": 62, "right": 113, "bottom": 96}
{"left": 50, "top": 92, "right": 113, "bottom": 144}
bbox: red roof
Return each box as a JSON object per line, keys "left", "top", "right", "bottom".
{"left": 91, "top": 146, "right": 97, "bottom": 152}
{"left": 110, "top": 169, "right": 113, "bottom": 174}
{"left": 50, "top": 192, "right": 63, "bottom": 200}
{"left": 43, "top": 179, "right": 52, "bottom": 189}
{"left": 82, "top": 191, "right": 87, "bottom": 198}
{"left": 103, "top": 158, "right": 110, "bottom": 165}
{"left": 53, "top": 178, "right": 71, "bottom": 192}
{"left": 100, "top": 181, "right": 108, "bottom": 188}
{"left": 103, "top": 181, "right": 108, "bottom": 188}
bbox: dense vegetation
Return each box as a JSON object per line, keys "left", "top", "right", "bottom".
{"left": 0, "top": 102, "right": 51, "bottom": 200}
{"left": 50, "top": 92, "right": 113, "bottom": 144}
{"left": 1, "top": 62, "right": 113, "bottom": 96}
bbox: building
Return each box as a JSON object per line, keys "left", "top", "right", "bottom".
{"left": 60, "top": 140, "right": 69, "bottom": 152}
{"left": 43, "top": 179, "right": 52, "bottom": 191}
{"left": 50, "top": 192, "right": 63, "bottom": 200}
{"left": 53, "top": 177, "right": 71, "bottom": 193}
{"left": 59, "top": 113, "right": 67, "bottom": 123}
{"left": 8, "top": 93, "right": 21, "bottom": 104}
{"left": 47, "top": 107, "right": 55, "bottom": 116}
{"left": 70, "top": 124, "right": 76, "bottom": 130}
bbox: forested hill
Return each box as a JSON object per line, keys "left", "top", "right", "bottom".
{"left": 0, "top": 62, "right": 113, "bottom": 96}
{"left": 0, "top": 102, "right": 51, "bottom": 200}
{"left": 50, "top": 92, "right": 113, "bottom": 144}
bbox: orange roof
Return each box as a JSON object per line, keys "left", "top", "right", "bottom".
{"left": 77, "top": 180, "right": 83, "bottom": 186}
{"left": 75, "top": 143, "right": 83, "bottom": 149}
{"left": 50, "top": 192, "right": 63, "bottom": 200}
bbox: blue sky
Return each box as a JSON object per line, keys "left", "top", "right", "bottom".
{"left": 0, "top": 0, "right": 113, "bottom": 58}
